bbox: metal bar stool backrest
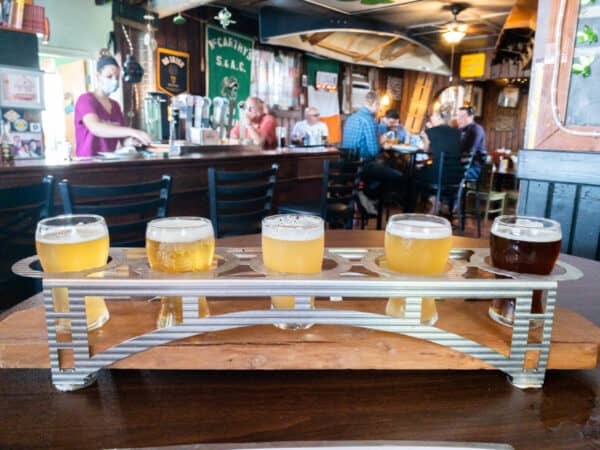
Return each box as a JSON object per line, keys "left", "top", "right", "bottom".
{"left": 321, "top": 159, "right": 363, "bottom": 229}
{"left": 208, "top": 164, "right": 279, "bottom": 238}
{"left": 59, "top": 175, "right": 172, "bottom": 247}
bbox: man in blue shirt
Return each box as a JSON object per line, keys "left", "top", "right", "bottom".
{"left": 377, "top": 109, "right": 407, "bottom": 144}
{"left": 342, "top": 91, "right": 404, "bottom": 216}
{"left": 457, "top": 106, "right": 487, "bottom": 180}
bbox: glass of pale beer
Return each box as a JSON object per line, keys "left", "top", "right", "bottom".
{"left": 146, "top": 217, "right": 215, "bottom": 328}
{"left": 489, "top": 216, "right": 562, "bottom": 327}
{"left": 384, "top": 213, "right": 453, "bottom": 325}
{"left": 262, "top": 214, "right": 325, "bottom": 330}
{"left": 36, "top": 214, "right": 110, "bottom": 331}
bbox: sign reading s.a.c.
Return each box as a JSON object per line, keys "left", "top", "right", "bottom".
{"left": 156, "top": 48, "right": 190, "bottom": 96}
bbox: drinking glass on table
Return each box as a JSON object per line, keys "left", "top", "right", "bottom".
{"left": 262, "top": 214, "right": 325, "bottom": 330}
{"left": 489, "top": 215, "right": 562, "bottom": 327}
{"left": 146, "top": 217, "right": 215, "bottom": 328}
{"left": 36, "top": 214, "right": 110, "bottom": 332}
{"left": 384, "top": 213, "right": 453, "bottom": 325}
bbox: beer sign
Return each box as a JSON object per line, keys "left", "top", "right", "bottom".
{"left": 156, "top": 48, "right": 190, "bottom": 96}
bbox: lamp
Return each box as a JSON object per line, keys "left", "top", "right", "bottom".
{"left": 442, "top": 22, "right": 467, "bottom": 44}
{"left": 442, "top": 5, "right": 467, "bottom": 44}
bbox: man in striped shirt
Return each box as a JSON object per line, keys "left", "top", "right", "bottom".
{"left": 342, "top": 91, "right": 405, "bottom": 214}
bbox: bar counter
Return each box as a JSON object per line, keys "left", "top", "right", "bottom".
{"left": 0, "top": 145, "right": 338, "bottom": 214}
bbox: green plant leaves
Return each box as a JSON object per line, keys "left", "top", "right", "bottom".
{"left": 577, "top": 25, "right": 598, "bottom": 44}
{"left": 572, "top": 55, "right": 595, "bottom": 77}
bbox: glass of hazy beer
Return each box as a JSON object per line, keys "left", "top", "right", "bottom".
{"left": 146, "top": 217, "right": 215, "bottom": 328}
{"left": 36, "top": 214, "right": 110, "bottom": 331}
{"left": 262, "top": 214, "right": 325, "bottom": 330}
{"left": 489, "top": 215, "right": 562, "bottom": 327}
{"left": 384, "top": 213, "right": 453, "bottom": 325}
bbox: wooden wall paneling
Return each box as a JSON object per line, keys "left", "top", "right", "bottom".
{"left": 548, "top": 183, "right": 578, "bottom": 254}
{"left": 521, "top": 180, "right": 551, "bottom": 217}
{"left": 571, "top": 186, "right": 600, "bottom": 260}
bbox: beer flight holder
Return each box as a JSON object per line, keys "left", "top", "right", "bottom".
{"left": 13, "top": 246, "right": 583, "bottom": 392}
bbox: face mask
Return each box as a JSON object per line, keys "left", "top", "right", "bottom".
{"left": 100, "top": 77, "right": 119, "bottom": 95}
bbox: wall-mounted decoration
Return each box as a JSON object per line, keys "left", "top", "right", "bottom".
{"left": 460, "top": 53, "right": 486, "bottom": 79}
{"left": 206, "top": 25, "right": 253, "bottom": 115}
{"left": 386, "top": 75, "right": 403, "bottom": 101}
{"left": 498, "top": 86, "right": 519, "bottom": 108}
{"left": 470, "top": 86, "right": 483, "bottom": 117}
{"left": 495, "top": 107, "right": 517, "bottom": 132}
{"left": 0, "top": 66, "right": 44, "bottom": 109}
{"left": 315, "top": 71, "right": 337, "bottom": 91}
{"left": 156, "top": 48, "right": 190, "bottom": 96}
{"left": 565, "top": 0, "right": 600, "bottom": 126}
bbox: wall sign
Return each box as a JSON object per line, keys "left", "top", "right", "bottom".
{"left": 315, "top": 71, "right": 337, "bottom": 90}
{"left": 156, "top": 48, "right": 190, "bottom": 96}
{"left": 206, "top": 25, "right": 253, "bottom": 110}
{"left": 460, "top": 53, "right": 486, "bottom": 79}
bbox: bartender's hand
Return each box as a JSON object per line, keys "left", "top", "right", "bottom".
{"left": 128, "top": 129, "right": 152, "bottom": 146}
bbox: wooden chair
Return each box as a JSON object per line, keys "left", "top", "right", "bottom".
{"left": 465, "top": 163, "right": 506, "bottom": 223}
{"left": 208, "top": 164, "right": 278, "bottom": 238}
{"left": 278, "top": 159, "right": 362, "bottom": 229}
{"left": 59, "top": 175, "right": 172, "bottom": 247}
{"left": 0, "top": 176, "right": 54, "bottom": 310}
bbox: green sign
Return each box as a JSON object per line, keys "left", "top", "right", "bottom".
{"left": 206, "top": 25, "right": 253, "bottom": 116}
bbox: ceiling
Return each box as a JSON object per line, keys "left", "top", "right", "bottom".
{"left": 151, "top": 0, "right": 531, "bottom": 73}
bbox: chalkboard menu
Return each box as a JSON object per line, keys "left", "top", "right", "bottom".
{"left": 566, "top": 2, "right": 600, "bottom": 126}
{"left": 156, "top": 48, "right": 190, "bottom": 96}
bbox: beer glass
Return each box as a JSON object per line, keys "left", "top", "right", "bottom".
{"left": 35, "top": 214, "right": 110, "bottom": 331}
{"left": 489, "top": 215, "right": 562, "bottom": 327}
{"left": 262, "top": 214, "right": 325, "bottom": 330}
{"left": 384, "top": 213, "right": 452, "bottom": 325}
{"left": 146, "top": 217, "right": 215, "bottom": 328}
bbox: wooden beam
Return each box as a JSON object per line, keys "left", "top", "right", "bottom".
{"left": 354, "top": 36, "right": 401, "bottom": 62}
{"left": 306, "top": 32, "right": 334, "bottom": 46}
{"left": 379, "top": 42, "right": 416, "bottom": 62}
{"left": 316, "top": 41, "right": 379, "bottom": 64}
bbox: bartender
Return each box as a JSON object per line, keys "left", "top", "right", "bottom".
{"left": 230, "top": 96, "right": 278, "bottom": 149}
{"left": 74, "top": 55, "right": 151, "bottom": 157}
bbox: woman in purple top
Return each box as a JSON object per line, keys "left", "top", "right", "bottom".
{"left": 74, "top": 55, "right": 151, "bottom": 157}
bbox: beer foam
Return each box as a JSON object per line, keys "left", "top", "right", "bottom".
{"left": 262, "top": 215, "right": 324, "bottom": 241}
{"left": 146, "top": 217, "right": 214, "bottom": 243}
{"left": 492, "top": 223, "right": 562, "bottom": 243}
{"left": 37, "top": 223, "right": 107, "bottom": 244}
{"left": 386, "top": 219, "right": 451, "bottom": 240}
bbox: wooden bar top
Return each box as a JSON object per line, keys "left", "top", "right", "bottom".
{"left": 1, "top": 231, "right": 599, "bottom": 449}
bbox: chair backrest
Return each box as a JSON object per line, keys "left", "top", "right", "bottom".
{"left": 320, "top": 159, "right": 362, "bottom": 225}
{"left": 0, "top": 175, "right": 54, "bottom": 255}
{"left": 337, "top": 147, "right": 361, "bottom": 162}
{"left": 208, "top": 164, "right": 278, "bottom": 238}
{"left": 59, "top": 175, "right": 172, "bottom": 247}
{"left": 434, "top": 151, "right": 467, "bottom": 187}
{"left": 0, "top": 176, "right": 54, "bottom": 306}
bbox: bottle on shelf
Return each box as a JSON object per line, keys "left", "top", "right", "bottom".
{"left": 1, "top": 122, "right": 14, "bottom": 162}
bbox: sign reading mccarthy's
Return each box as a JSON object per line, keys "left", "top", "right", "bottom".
{"left": 206, "top": 25, "right": 253, "bottom": 109}
{"left": 157, "top": 48, "right": 190, "bottom": 96}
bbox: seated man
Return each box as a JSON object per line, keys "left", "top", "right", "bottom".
{"left": 230, "top": 96, "right": 278, "bottom": 149}
{"left": 342, "top": 91, "right": 404, "bottom": 216}
{"left": 291, "top": 106, "right": 329, "bottom": 145}
{"left": 378, "top": 109, "right": 407, "bottom": 145}
{"left": 457, "top": 105, "right": 487, "bottom": 180}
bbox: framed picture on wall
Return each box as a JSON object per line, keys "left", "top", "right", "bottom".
{"left": 471, "top": 86, "right": 483, "bottom": 117}
{"left": 498, "top": 86, "right": 520, "bottom": 108}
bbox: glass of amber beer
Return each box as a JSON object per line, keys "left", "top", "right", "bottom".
{"left": 36, "top": 214, "right": 110, "bottom": 331}
{"left": 262, "top": 214, "right": 325, "bottom": 330}
{"left": 384, "top": 213, "right": 453, "bottom": 325}
{"left": 146, "top": 217, "right": 215, "bottom": 327}
{"left": 489, "top": 215, "right": 562, "bottom": 327}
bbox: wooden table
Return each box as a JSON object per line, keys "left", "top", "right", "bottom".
{"left": 1, "top": 231, "right": 599, "bottom": 449}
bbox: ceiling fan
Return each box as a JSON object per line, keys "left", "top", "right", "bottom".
{"left": 440, "top": 2, "right": 470, "bottom": 44}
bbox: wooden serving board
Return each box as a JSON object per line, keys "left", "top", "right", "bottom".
{"left": 1, "top": 296, "right": 599, "bottom": 370}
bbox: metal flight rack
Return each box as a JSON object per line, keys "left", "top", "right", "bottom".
{"left": 12, "top": 247, "right": 583, "bottom": 392}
